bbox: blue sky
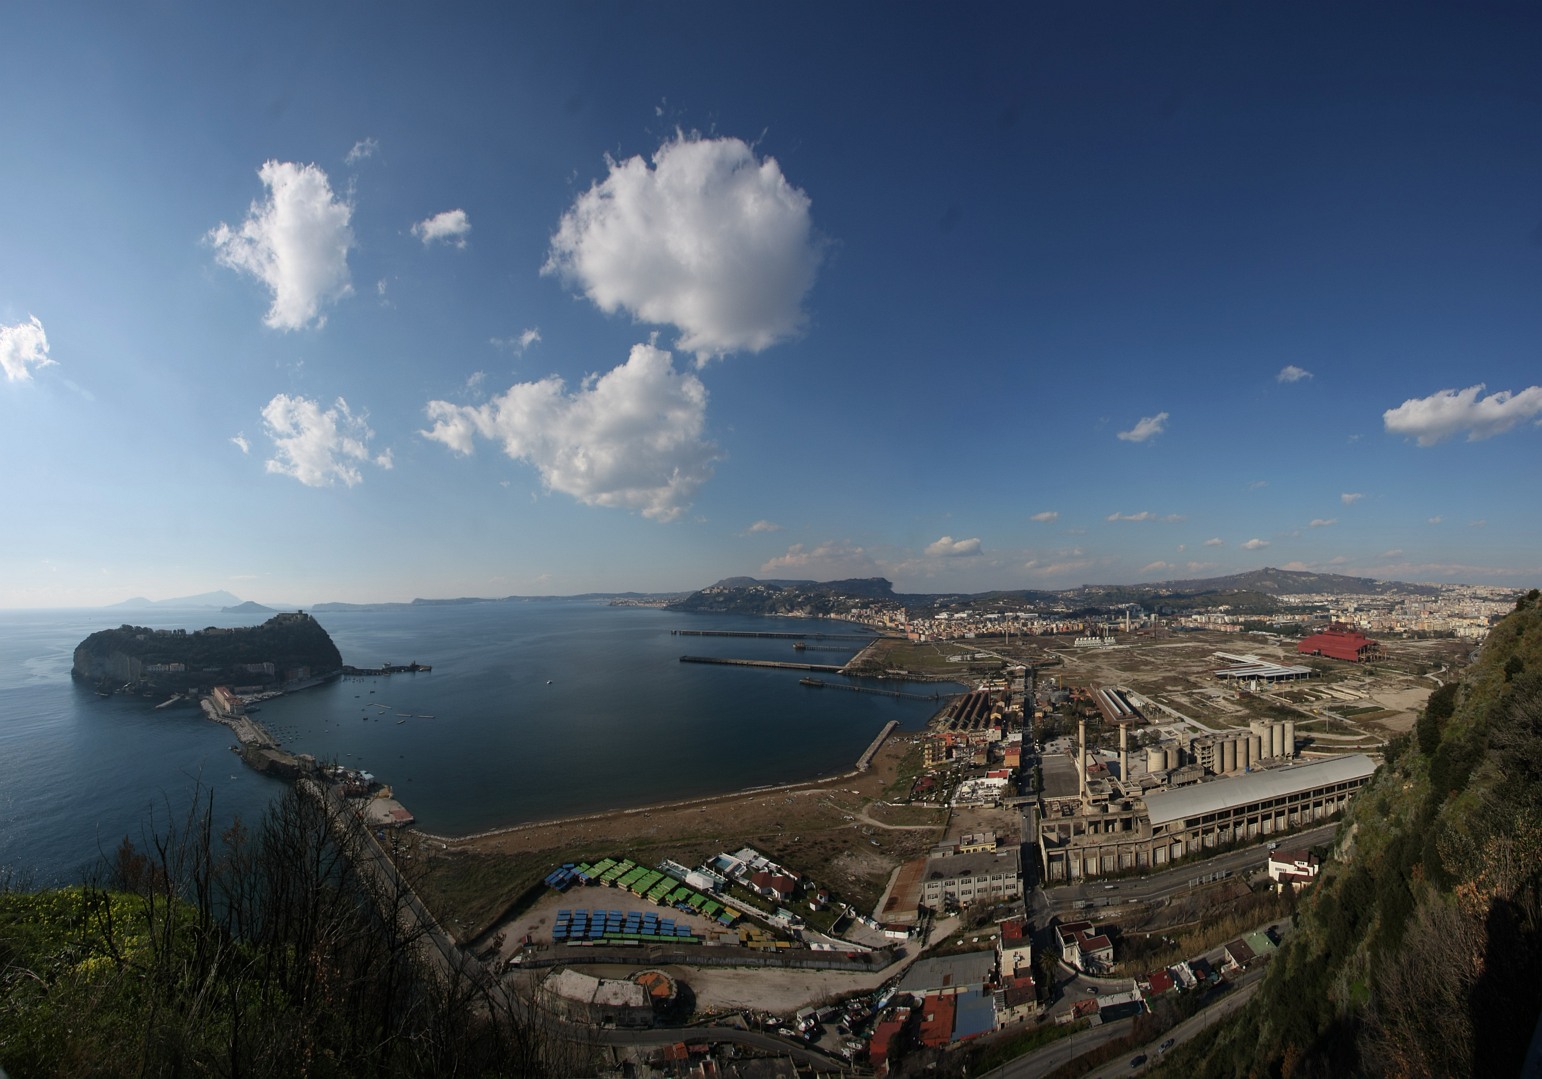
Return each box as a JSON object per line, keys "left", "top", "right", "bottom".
{"left": 2, "top": 3, "right": 1539, "bottom": 607}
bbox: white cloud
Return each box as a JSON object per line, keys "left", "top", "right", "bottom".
{"left": 345, "top": 138, "right": 378, "bottom": 164}
{"left": 1203, "top": 537, "right": 1224, "bottom": 547}
{"left": 1247, "top": 479, "right": 1268, "bottom": 490}
{"left": 925, "top": 536, "right": 983, "bottom": 558}
{"left": 1470, "top": 519, "right": 1487, "bottom": 528}
{"left": 746, "top": 519, "right": 782, "bottom": 534}
{"left": 1241, "top": 538, "right": 1271, "bottom": 550}
{"left": 230, "top": 434, "right": 250, "bottom": 454}
{"left": 1141, "top": 561, "right": 1175, "bottom": 574}
{"left": 1281, "top": 560, "right": 1312, "bottom": 572}
{"left": 543, "top": 133, "right": 825, "bottom": 359}
{"left": 0, "top": 316, "right": 54, "bottom": 382}
{"left": 1428, "top": 515, "right": 1443, "bottom": 525}
{"left": 209, "top": 161, "right": 355, "bottom": 330}
{"left": 420, "top": 342, "right": 718, "bottom": 521}
{"left": 1382, "top": 383, "right": 1542, "bottom": 446}
{"left": 1277, "top": 364, "right": 1313, "bottom": 383}
{"left": 412, "top": 209, "right": 471, "bottom": 248}
{"left": 491, "top": 328, "right": 542, "bottom": 354}
{"left": 1106, "top": 511, "right": 1181, "bottom": 523}
{"left": 760, "top": 541, "right": 880, "bottom": 579}
{"left": 1341, "top": 492, "right": 1364, "bottom": 505}
{"left": 1309, "top": 518, "right": 1336, "bottom": 528}
{"left": 260, "top": 394, "right": 390, "bottom": 487}
{"left": 1029, "top": 510, "right": 1059, "bottom": 523}
{"left": 1117, "top": 411, "right": 1168, "bottom": 443}
{"left": 1382, "top": 548, "right": 1404, "bottom": 559}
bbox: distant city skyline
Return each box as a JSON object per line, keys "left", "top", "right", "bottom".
{"left": 3, "top": 4, "right": 1539, "bottom": 608}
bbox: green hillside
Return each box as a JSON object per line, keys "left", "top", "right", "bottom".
{"left": 1175, "top": 589, "right": 1542, "bottom": 1077}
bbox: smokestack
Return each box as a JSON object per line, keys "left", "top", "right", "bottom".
{"left": 1078, "top": 716, "right": 1088, "bottom": 804}
{"left": 1120, "top": 722, "right": 1129, "bottom": 789}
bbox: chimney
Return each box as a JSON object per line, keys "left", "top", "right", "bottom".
{"left": 1120, "top": 722, "right": 1129, "bottom": 789}
{"left": 1078, "top": 716, "right": 1088, "bottom": 804}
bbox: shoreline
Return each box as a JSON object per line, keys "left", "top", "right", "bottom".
{"left": 420, "top": 716, "right": 909, "bottom": 846}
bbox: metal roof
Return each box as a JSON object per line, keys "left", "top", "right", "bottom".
{"left": 1142, "top": 754, "right": 1376, "bottom": 825}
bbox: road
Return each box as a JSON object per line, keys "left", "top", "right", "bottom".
{"left": 981, "top": 970, "right": 1265, "bottom": 1079}
{"left": 1039, "top": 823, "right": 1337, "bottom": 914}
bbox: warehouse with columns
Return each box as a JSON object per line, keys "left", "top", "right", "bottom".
{"left": 1037, "top": 753, "right": 1376, "bottom": 882}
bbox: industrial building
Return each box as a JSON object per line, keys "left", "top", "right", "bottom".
{"left": 918, "top": 845, "right": 1023, "bottom": 910}
{"left": 1297, "top": 625, "right": 1381, "bottom": 663}
{"left": 1038, "top": 754, "right": 1376, "bottom": 881}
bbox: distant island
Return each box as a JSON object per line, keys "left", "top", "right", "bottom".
{"left": 71, "top": 611, "right": 343, "bottom": 697}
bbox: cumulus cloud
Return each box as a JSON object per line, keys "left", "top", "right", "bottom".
{"left": 760, "top": 541, "right": 880, "bottom": 579}
{"left": 345, "top": 138, "right": 378, "bottom": 164}
{"left": 1203, "top": 537, "right": 1224, "bottom": 547}
{"left": 1341, "top": 492, "right": 1364, "bottom": 506}
{"left": 1382, "top": 383, "right": 1542, "bottom": 446}
{"left": 1281, "top": 560, "right": 1312, "bottom": 571}
{"left": 420, "top": 342, "right": 718, "bottom": 521}
{"left": 1277, "top": 364, "right": 1313, "bottom": 383}
{"left": 413, "top": 209, "right": 471, "bottom": 248}
{"left": 1309, "top": 518, "right": 1336, "bottom": 528}
{"left": 543, "top": 133, "right": 824, "bottom": 359}
{"left": 746, "top": 519, "right": 782, "bottom": 534}
{"left": 209, "top": 161, "right": 355, "bottom": 330}
{"left": 1117, "top": 411, "right": 1168, "bottom": 443}
{"left": 1241, "top": 538, "right": 1271, "bottom": 550}
{"left": 260, "top": 394, "right": 391, "bottom": 487}
{"left": 0, "top": 316, "right": 54, "bottom": 382}
{"left": 1142, "top": 561, "right": 1175, "bottom": 574}
{"left": 1428, "top": 515, "right": 1443, "bottom": 525}
{"left": 1030, "top": 510, "right": 1059, "bottom": 523}
{"left": 230, "top": 434, "right": 250, "bottom": 454}
{"left": 925, "top": 536, "right": 983, "bottom": 558}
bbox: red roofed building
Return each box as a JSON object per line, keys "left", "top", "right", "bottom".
{"left": 918, "top": 994, "right": 957, "bottom": 1048}
{"left": 868, "top": 1012, "right": 909, "bottom": 1075}
{"left": 1297, "top": 624, "right": 1381, "bottom": 663}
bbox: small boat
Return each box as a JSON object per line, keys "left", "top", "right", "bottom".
{"left": 397, "top": 719, "right": 406, "bottom": 725}
{"left": 546, "top": 680, "right": 553, "bottom": 685}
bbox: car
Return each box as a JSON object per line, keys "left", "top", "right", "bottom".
{"left": 1159, "top": 1038, "right": 1175, "bottom": 1052}
{"left": 1130, "top": 1055, "right": 1147, "bottom": 1068}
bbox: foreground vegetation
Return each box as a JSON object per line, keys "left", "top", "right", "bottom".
{"left": 0, "top": 790, "right": 595, "bottom": 1077}
{"left": 1162, "top": 589, "right": 1542, "bottom": 1077}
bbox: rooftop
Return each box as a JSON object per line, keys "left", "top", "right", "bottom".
{"left": 1142, "top": 754, "right": 1376, "bottom": 826}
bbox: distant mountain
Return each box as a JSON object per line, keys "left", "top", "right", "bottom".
{"left": 1139, "top": 566, "right": 1440, "bottom": 598}
{"left": 107, "top": 590, "right": 246, "bottom": 610}
{"left": 668, "top": 577, "right": 897, "bottom": 616}
{"left": 666, "top": 567, "right": 1447, "bottom": 618}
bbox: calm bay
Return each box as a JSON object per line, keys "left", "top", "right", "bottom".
{"left": 0, "top": 601, "right": 951, "bottom": 886}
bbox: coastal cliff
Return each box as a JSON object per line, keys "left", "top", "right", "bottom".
{"left": 72, "top": 611, "right": 343, "bottom": 695}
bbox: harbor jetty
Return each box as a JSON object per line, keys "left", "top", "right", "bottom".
{"left": 678, "top": 655, "right": 844, "bottom": 673}
{"left": 670, "top": 629, "right": 874, "bottom": 640}
{"left": 798, "top": 677, "right": 941, "bottom": 702}
{"left": 341, "top": 662, "right": 433, "bottom": 676}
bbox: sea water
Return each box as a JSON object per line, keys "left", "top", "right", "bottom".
{"left": 0, "top": 602, "right": 953, "bottom": 885}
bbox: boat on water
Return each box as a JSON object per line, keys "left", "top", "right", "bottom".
{"left": 800, "top": 677, "right": 826, "bottom": 688}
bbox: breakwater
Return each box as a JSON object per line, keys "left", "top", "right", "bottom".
{"left": 670, "top": 629, "right": 875, "bottom": 640}
{"left": 798, "top": 678, "right": 941, "bottom": 702}
{"left": 678, "top": 655, "right": 844, "bottom": 673}
{"left": 341, "top": 662, "right": 433, "bottom": 676}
